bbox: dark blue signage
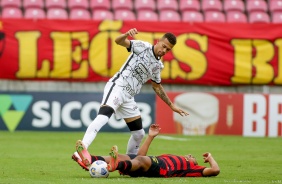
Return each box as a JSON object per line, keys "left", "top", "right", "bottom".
{"left": 0, "top": 92, "right": 155, "bottom": 132}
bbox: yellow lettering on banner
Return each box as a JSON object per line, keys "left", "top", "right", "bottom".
{"left": 50, "top": 32, "right": 71, "bottom": 78}
{"left": 232, "top": 39, "right": 276, "bottom": 84}
{"left": 274, "top": 39, "right": 282, "bottom": 84}
{"left": 37, "top": 59, "right": 50, "bottom": 77}
{"left": 71, "top": 32, "right": 89, "bottom": 78}
{"left": 231, "top": 39, "right": 252, "bottom": 84}
{"left": 252, "top": 40, "right": 274, "bottom": 84}
{"left": 89, "top": 21, "right": 127, "bottom": 77}
{"left": 170, "top": 33, "right": 208, "bottom": 80}
{"left": 15, "top": 31, "right": 41, "bottom": 78}
{"left": 89, "top": 31, "right": 110, "bottom": 77}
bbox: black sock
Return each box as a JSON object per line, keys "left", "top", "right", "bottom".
{"left": 117, "top": 160, "right": 132, "bottom": 173}
{"left": 91, "top": 156, "right": 105, "bottom": 163}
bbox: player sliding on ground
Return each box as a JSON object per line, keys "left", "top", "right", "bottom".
{"left": 73, "top": 124, "right": 220, "bottom": 177}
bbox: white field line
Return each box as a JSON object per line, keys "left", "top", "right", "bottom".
{"left": 157, "top": 135, "right": 190, "bottom": 141}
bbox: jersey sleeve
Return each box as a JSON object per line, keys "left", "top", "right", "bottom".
{"left": 186, "top": 165, "right": 206, "bottom": 177}
{"left": 151, "top": 62, "right": 163, "bottom": 84}
{"left": 151, "top": 74, "right": 161, "bottom": 84}
{"left": 128, "top": 40, "right": 151, "bottom": 54}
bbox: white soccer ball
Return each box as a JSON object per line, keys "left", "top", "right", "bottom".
{"left": 89, "top": 160, "right": 109, "bottom": 178}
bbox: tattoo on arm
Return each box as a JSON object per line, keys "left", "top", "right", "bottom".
{"left": 153, "top": 85, "right": 172, "bottom": 107}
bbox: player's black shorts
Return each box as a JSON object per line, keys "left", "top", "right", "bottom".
{"left": 127, "top": 154, "right": 137, "bottom": 159}
{"left": 142, "top": 156, "right": 167, "bottom": 177}
{"left": 126, "top": 156, "right": 167, "bottom": 177}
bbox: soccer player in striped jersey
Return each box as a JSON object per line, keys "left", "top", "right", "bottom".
{"left": 112, "top": 152, "right": 220, "bottom": 177}
{"left": 74, "top": 124, "right": 220, "bottom": 177}
{"left": 106, "top": 131, "right": 220, "bottom": 177}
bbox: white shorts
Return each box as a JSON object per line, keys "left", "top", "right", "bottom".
{"left": 101, "top": 82, "right": 141, "bottom": 119}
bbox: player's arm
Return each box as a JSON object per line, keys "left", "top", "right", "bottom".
{"left": 137, "top": 124, "right": 161, "bottom": 156}
{"left": 151, "top": 81, "right": 189, "bottom": 117}
{"left": 115, "top": 28, "right": 138, "bottom": 48}
{"left": 202, "top": 152, "right": 220, "bottom": 176}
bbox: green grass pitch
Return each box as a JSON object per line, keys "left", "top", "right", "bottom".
{"left": 0, "top": 131, "right": 281, "bottom": 184}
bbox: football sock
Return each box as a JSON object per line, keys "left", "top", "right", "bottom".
{"left": 126, "top": 129, "right": 145, "bottom": 154}
{"left": 91, "top": 156, "right": 105, "bottom": 162}
{"left": 117, "top": 160, "right": 132, "bottom": 173}
{"left": 82, "top": 115, "right": 109, "bottom": 149}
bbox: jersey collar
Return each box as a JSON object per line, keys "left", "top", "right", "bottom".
{"left": 152, "top": 46, "right": 161, "bottom": 60}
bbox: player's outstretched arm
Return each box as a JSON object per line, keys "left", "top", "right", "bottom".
{"left": 137, "top": 124, "right": 161, "bottom": 156}
{"left": 115, "top": 28, "right": 138, "bottom": 48}
{"left": 151, "top": 81, "right": 189, "bottom": 117}
{"left": 202, "top": 152, "right": 220, "bottom": 177}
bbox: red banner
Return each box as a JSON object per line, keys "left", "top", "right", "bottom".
{"left": 156, "top": 92, "right": 282, "bottom": 137}
{"left": 0, "top": 19, "right": 282, "bottom": 85}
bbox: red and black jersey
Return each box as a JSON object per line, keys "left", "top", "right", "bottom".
{"left": 125, "top": 155, "right": 206, "bottom": 178}
{"left": 157, "top": 154, "right": 206, "bottom": 177}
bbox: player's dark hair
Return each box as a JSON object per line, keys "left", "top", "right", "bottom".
{"left": 162, "top": 32, "right": 177, "bottom": 45}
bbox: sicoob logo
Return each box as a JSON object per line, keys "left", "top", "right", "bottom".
{"left": 0, "top": 95, "right": 33, "bottom": 132}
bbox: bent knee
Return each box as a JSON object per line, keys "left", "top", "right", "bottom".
{"left": 132, "top": 129, "right": 145, "bottom": 140}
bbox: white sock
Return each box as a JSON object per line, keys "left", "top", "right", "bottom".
{"left": 82, "top": 115, "right": 109, "bottom": 149}
{"left": 126, "top": 129, "right": 145, "bottom": 154}
{"left": 73, "top": 151, "right": 81, "bottom": 161}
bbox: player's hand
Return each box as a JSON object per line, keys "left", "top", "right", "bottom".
{"left": 203, "top": 152, "right": 211, "bottom": 163}
{"left": 170, "top": 104, "right": 189, "bottom": 116}
{"left": 125, "top": 28, "right": 138, "bottom": 37}
{"left": 148, "top": 124, "right": 161, "bottom": 137}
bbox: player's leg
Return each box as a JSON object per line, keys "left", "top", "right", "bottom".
{"left": 121, "top": 98, "right": 145, "bottom": 154}
{"left": 74, "top": 82, "right": 118, "bottom": 168}
{"left": 72, "top": 106, "right": 112, "bottom": 168}
{"left": 77, "top": 106, "right": 113, "bottom": 166}
{"left": 109, "top": 155, "right": 152, "bottom": 175}
{"left": 76, "top": 140, "right": 92, "bottom": 167}
{"left": 107, "top": 145, "right": 119, "bottom": 171}
{"left": 72, "top": 141, "right": 133, "bottom": 171}
{"left": 81, "top": 105, "right": 114, "bottom": 149}
{"left": 71, "top": 151, "right": 90, "bottom": 171}
{"left": 81, "top": 82, "right": 119, "bottom": 149}
{"left": 125, "top": 116, "right": 145, "bottom": 154}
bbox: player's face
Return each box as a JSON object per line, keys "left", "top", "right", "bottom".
{"left": 185, "top": 154, "right": 198, "bottom": 165}
{"left": 154, "top": 38, "right": 174, "bottom": 58}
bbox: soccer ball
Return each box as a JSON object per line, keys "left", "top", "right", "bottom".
{"left": 89, "top": 160, "right": 109, "bottom": 178}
